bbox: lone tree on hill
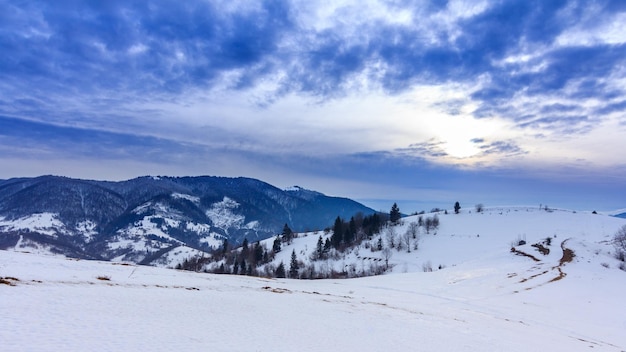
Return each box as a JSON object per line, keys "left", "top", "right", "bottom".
{"left": 454, "top": 201, "right": 461, "bottom": 214}
{"left": 390, "top": 203, "right": 401, "bottom": 223}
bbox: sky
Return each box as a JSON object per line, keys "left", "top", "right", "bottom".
{"left": 1, "top": 0, "right": 625, "bottom": 212}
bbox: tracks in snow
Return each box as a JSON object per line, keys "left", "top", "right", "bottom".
{"left": 510, "top": 239, "right": 575, "bottom": 292}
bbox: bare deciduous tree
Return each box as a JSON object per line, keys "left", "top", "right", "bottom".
{"left": 407, "top": 221, "right": 419, "bottom": 239}
{"left": 614, "top": 225, "right": 626, "bottom": 262}
{"left": 402, "top": 231, "right": 412, "bottom": 253}
{"left": 385, "top": 226, "right": 397, "bottom": 248}
{"left": 381, "top": 247, "right": 393, "bottom": 269}
{"left": 404, "top": 223, "right": 419, "bottom": 253}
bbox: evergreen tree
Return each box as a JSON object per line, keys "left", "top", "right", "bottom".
{"left": 315, "top": 236, "right": 324, "bottom": 259}
{"left": 454, "top": 201, "right": 461, "bottom": 214}
{"left": 240, "top": 259, "right": 247, "bottom": 275}
{"left": 233, "top": 260, "right": 239, "bottom": 275}
{"left": 253, "top": 242, "right": 264, "bottom": 265}
{"left": 275, "top": 262, "right": 286, "bottom": 278}
{"left": 390, "top": 203, "right": 401, "bottom": 223}
{"left": 241, "top": 238, "right": 249, "bottom": 259}
{"left": 272, "top": 235, "right": 282, "bottom": 253}
{"left": 221, "top": 238, "right": 229, "bottom": 256}
{"left": 289, "top": 250, "right": 299, "bottom": 278}
{"left": 331, "top": 216, "right": 344, "bottom": 248}
{"left": 345, "top": 216, "right": 357, "bottom": 244}
{"left": 323, "top": 238, "right": 332, "bottom": 253}
{"left": 282, "top": 224, "right": 293, "bottom": 243}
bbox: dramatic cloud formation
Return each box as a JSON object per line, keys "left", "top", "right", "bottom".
{"left": 1, "top": 0, "right": 625, "bottom": 211}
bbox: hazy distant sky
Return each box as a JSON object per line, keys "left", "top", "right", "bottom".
{"left": 1, "top": 0, "right": 625, "bottom": 212}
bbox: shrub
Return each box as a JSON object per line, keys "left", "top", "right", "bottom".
{"left": 614, "top": 225, "right": 626, "bottom": 253}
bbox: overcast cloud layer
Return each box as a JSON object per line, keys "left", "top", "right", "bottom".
{"left": 1, "top": 0, "right": 625, "bottom": 211}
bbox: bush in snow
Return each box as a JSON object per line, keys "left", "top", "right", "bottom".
{"left": 613, "top": 225, "right": 626, "bottom": 262}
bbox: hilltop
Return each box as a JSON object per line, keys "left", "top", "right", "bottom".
{"left": 195, "top": 206, "right": 626, "bottom": 280}
{"left": 2, "top": 205, "right": 625, "bottom": 351}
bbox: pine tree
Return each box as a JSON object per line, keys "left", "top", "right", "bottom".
{"left": 275, "top": 262, "right": 286, "bottom": 278}
{"left": 390, "top": 203, "right": 401, "bottom": 223}
{"left": 282, "top": 224, "right": 293, "bottom": 243}
{"left": 345, "top": 217, "right": 357, "bottom": 244}
{"left": 289, "top": 250, "right": 299, "bottom": 279}
{"left": 241, "top": 238, "right": 249, "bottom": 259}
{"left": 233, "top": 260, "right": 239, "bottom": 275}
{"left": 315, "top": 236, "right": 324, "bottom": 259}
{"left": 272, "top": 235, "right": 282, "bottom": 253}
{"left": 221, "top": 238, "right": 229, "bottom": 256}
{"left": 253, "top": 242, "right": 264, "bottom": 265}
{"left": 323, "top": 238, "right": 332, "bottom": 253}
{"left": 240, "top": 259, "right": 247, "bottom": 275}
{"left": 331, "top": 216, "right": 344, "bottom": 248}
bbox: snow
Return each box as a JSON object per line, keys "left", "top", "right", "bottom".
{"left": 75, "top": 220, "right": 97, "bottom": 242}
{"left": 244, "top": 220, "right": 259, "bottom": 230}
{"left": 152, "top": 245, "right": 208, "bottom": 268}
{"left": 13, "top": 235, "right": 65, "bottom": 257}
{"left": 112, "top": 217, "right": 183, "bottom": 248}
{"left": 2, "top": 206, "right": 626, "bottom": 351}
{"left": 266, "top": 207, "right": 625, "bottom": 277}
{"left": 0, "top": 212, "right": 66, "bottom": 237}
{"left": 199, "top": 232, "right": 224, "bottom": 248}
{"left": 206, "top": 197, "right": 245, "bottom": 231}
{"left": 185, "top": 222, "right": 211, "bottom": 233}
{"left": 171, "top": 192, "right": 200, "bottom": 204}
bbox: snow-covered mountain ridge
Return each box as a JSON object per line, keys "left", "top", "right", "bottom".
{"left": 0, "top": 175, "right": 374, "bottom": 267}
{"left": 2, "top": 205, "right": 625, "bottom": 350}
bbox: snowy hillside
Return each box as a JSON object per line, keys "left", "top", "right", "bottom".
{"left": 2, "top": 206, "right": 625, "bottom": 351}
{"left": 206, "top": 206, "right": 626, "bottom": 280}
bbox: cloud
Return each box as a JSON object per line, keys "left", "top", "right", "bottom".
{"left": 474, "top": 140, "right": 527, "bottom": 157}
{"left": 1, "top": 0, "right": 625, "bottom": 212}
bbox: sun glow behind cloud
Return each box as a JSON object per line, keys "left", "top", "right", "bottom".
{"left": 1, "top": 0, "right": 626, "bottom": 210}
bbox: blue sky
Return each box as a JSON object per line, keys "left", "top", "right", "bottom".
{"left": 1, "top": 0, "right": 625, "bottom": 212}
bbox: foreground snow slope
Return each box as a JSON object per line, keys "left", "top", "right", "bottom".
{"left": 2, "top": 207, "right": 625, "bottom": 351}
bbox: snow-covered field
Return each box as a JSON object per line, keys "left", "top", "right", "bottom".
{"left": 2, "top": 206, "right": 626, "bottom": 351}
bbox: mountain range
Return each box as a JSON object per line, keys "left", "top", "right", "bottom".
{"left": 0, "top": 175, "right": 374, "bottom": 266}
